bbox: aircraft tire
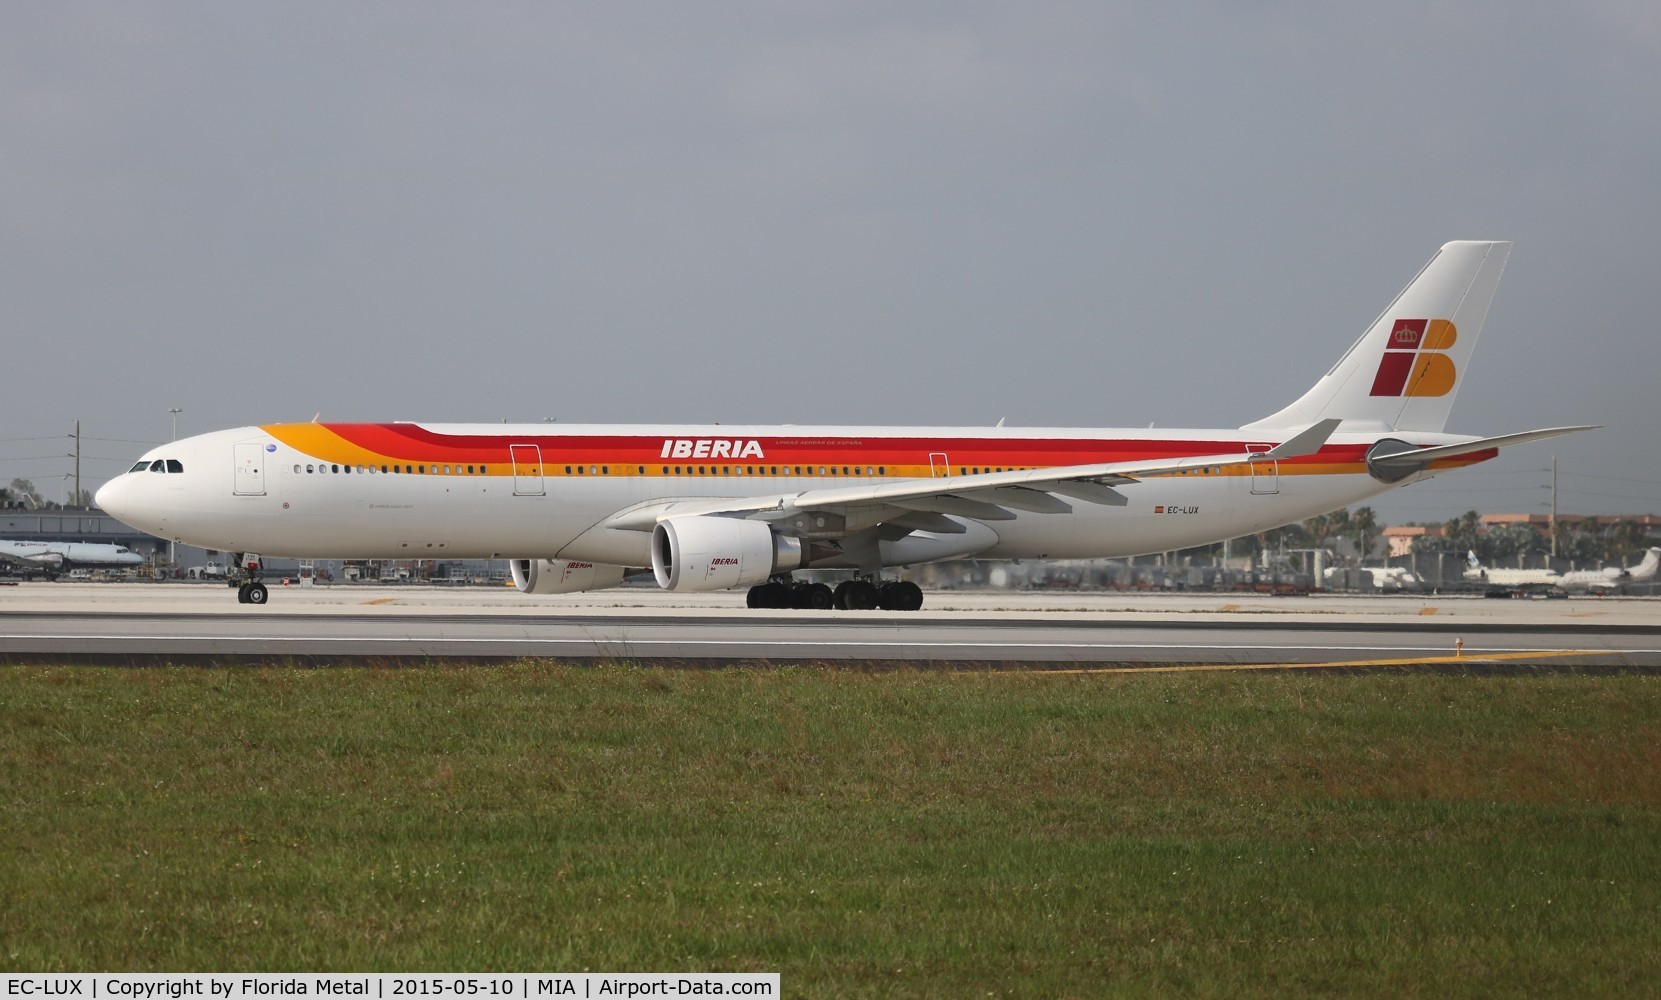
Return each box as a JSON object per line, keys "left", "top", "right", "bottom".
{"left": 236, "top": 583, "right": 250, "bottom": 604}
{"left": 843, "top": 579, "right": 879, "bottom": 611}
{"left": 879, "top": 581, "right": 924, "bottom": 611}
{"left": 793, "top": 582, "right": 833, "bottom": 610}
{"left": 245, "top": 582, "right": 269, "bottom": 605}
{"left": 748, "top": 581, "right": 791, "bottom": 609}
{"left": 896, "top": 581, "right": 924, "bottom": 611}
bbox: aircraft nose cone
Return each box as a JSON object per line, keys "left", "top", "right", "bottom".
{"left": 95, "top": 479, "right": 129, "bottom": 520}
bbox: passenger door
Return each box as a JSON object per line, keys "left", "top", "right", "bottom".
{"left": 233, "top": 442, "right": 267, "bottom": 496}
{"left": 511, "top": 444, "right": 545, "bottom": 496}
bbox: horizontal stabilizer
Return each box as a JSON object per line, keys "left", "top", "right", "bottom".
{"left": 1370, "top": 425, "right": 1599, "bottom": 467}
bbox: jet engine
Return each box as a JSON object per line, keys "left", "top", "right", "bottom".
{"left": 509, "top": 558, "right": 628, "bottom": 595}
{"left": 651, "top": 516, "right": 803, "bottom": 592}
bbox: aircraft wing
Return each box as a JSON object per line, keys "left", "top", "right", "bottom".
{"left": 605, "top": 419, "right": 1341, "bottom": 530}
{"left": 0, "top": 546, "right": 62, "bottom": 569}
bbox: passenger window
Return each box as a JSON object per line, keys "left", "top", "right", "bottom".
{"left": 293, "top": 465, "right": 301, "bottom": 474}
{"left": 307, "top": 464, "right": 315, "bottom": 473}
{"left": 332, "top": 464, "right": 340, "bottom": 474}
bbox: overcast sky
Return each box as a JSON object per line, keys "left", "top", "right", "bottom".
{"left": 3, "top": 2, "right": 1657, "bottom": 522}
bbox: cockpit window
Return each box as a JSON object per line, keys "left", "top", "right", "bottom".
{"left": 166, "top": 459, "right": 184, "bottom": 473}
{"left": 130, "top": 461, "right": 150, "bottom": 473}
{"left": 149, "top": 460, "right": 166, "bottom": 473}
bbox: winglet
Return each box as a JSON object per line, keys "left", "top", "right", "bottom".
{"left": 1264, "top": 418, "right": 1342, "bottom": 460}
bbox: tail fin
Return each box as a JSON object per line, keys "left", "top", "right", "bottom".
{"left": 1245, "top": 241, "right": 1511, "bottom": 433}
{"left": 1633, "top": 547, "right": 1661, "bottom": 581}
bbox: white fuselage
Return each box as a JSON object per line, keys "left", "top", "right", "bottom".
{"left": 0, "top": 539, "right": 145, "bottom": 570}
{"left": 96, "top": 422, "right": 1463, "bottom": 569}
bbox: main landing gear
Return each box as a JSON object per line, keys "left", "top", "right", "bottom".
{"left": 745, "top": 577, "right": 924, "bottom": 612}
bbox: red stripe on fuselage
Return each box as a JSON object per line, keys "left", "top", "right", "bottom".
{"left": 311, "top": 424, "right": 1378, "bottom": 469}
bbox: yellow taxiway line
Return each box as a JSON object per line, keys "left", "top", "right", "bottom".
{"left": 1030, "top": 648, "right": 1607, "bottom": 675}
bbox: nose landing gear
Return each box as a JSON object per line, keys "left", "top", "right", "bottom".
{"left": 231, "top": 553, "right": 268, "bottom": 605}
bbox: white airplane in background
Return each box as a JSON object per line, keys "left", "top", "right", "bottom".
{"left": 1464, "top": 546, "right": 1660, "bottom": 594}
{"left": 97, "top": 241, "right": 1595, "bottom": 610}
{"left": 0, "top": 539, "right": 145, "bottom": 577}
{"left": 1559, "top": 547, "right": 1661, "bottom": 592}
{"left": 1462, "top": 551, "right": 1562, "bottom": 590}
{"left": 1323, "top": 564, "right": 1420, "bottom": 591}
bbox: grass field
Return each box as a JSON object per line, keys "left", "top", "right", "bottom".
{"left": 2, "top": 663, "right": 1658, "bottom": 996}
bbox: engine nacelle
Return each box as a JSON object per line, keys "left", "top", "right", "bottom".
{"left": 509, "top": 558, "right": 628, "bottom": 595}
{"left": 651, "top": 516, "right": 803, "bottom": 592}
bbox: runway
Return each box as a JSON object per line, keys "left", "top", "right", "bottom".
{"left": 3, "top": 583, "right": 1659, "bottom": 669}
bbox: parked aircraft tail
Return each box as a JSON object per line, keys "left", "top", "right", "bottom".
{"left": 1245, "top": 241, "right": 1511, "bottom": 434}
{"left": 1630, "top": 547, "right": 1661, "bottom": 582}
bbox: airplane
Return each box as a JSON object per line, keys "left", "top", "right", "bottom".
{"left": 96, "top": 241, "right": 1596, "bottom": 610}
{"left": 0, "top": 539, "right": 146, "bottom": 578}
{"left": 1462, "top": 550, "right": 1561, "bottom": 590}
{"left": 1464, "top": 546, "right": 1660, "bottom": 594}
{"left": 1557, "top": 547, "right": 1661, "bottom": 592}
{"left": 1323, "top": 564, "right": 1420, "bottom": 591}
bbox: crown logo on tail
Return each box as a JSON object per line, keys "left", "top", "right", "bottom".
{"left": 1370, "top": 319, "right": 1457, "bottom": 397}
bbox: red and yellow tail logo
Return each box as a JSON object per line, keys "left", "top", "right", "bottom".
{"left": 1369, "top": 319, "right": 1457, "bottom": 397}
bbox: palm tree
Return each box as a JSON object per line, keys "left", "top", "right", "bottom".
{"left": 1351, "top": 507, "right": 1380, "bottom": 560}
{"left": 1444, "top": 510, "right": 1483, "bottom": 556}
{"left": 1303, "top": 509, "right": 1352, "bottom": 550}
